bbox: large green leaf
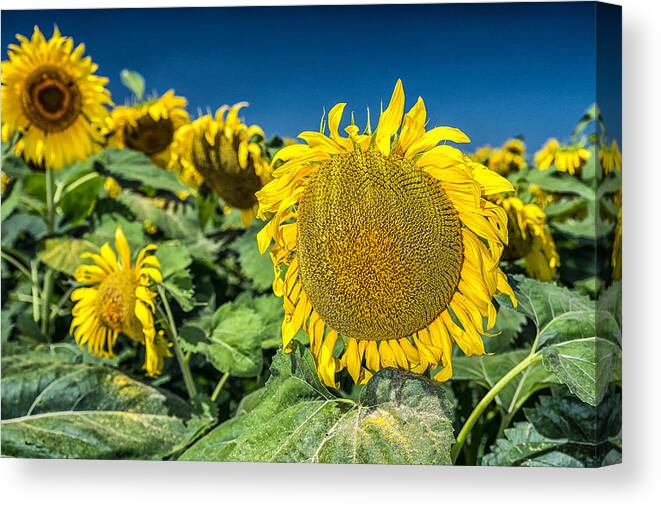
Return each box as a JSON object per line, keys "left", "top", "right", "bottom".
{"left": 117, "top": 190, "right": 193, "bottom": 238}
{"left": 94, "top": 148, "right": 188, "bottom": 194}
{"left": 37, "top": 237, "right": 99, "bottom": 275}
{"left": 483, "top": 390, "right": 621, "bottom": 467}
{"left": 179, "top": 301, "right": 264, "bottom": 377}
{"left": 180, "top": 349, "right": 455, "bottom": 464}
{"left": 542, "top": 337, "right": 621, "bottom": 406}
{"left": 511, "top": 276, "right": 619, "bottom": 348}
{"left": 1, "top": 349, "right": 213, "bottom": 459}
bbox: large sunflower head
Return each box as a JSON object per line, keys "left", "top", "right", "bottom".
{"left": 534, "top": 138, "right": 591, "bottom": 176}
{"left": 256, "top": 80, "right": 517, "bottom": 388}
{"left": 487, "top": 138, "right": 527, "bottom": 176}
{"left": 70, "top": 226, "right": 171, "bottom": 377}
{"left": 169, "top": 103, "right": 270, "bottom": 227}
{"left": 105, "top": 90, "right": 189, "bottom": 168}
{"left": 1, "top": 26, "right": 111, "bottom": 170}
{"left": 500, "top": 196, "right": 559, "bottom": 282}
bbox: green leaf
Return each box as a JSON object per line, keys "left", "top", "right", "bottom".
{"left": 58, "top": 174, "right": 105, "bottom": 223}
{"left": 511, "top": 276, "right": 619, "bottom": 348}
{"left": 94, "top": 148, "right": 188, "bottom": 194}
{"left": 156, "top": 240, "right": 193, "bottom": 278}
{"left": 180, "top": 349, "right": 455, "bottom": 464}
{"left": 1, "top": 179, "right": 22, "bottom": 221}
{"left": 232, "top": 225, "right": 275, "bottom": 291}
{"left": 525, "top": 169, "right": 595, "bottom": 200}
{"left": 120, "top": 69, "right": 145, "bottom": 100}
{"left": 1, "top": 213, "right": 47, "bottom": 247}
{"left": 483, "top": 389, "right": 621, "bottom": 467}
{"left": 485, "top": 300, "right": 528, "bottom": 353}
{"left": 117, "top": 190, "right": 192, "bottom": 238}
{"left": 1, "top": 350, "right": 213, "bottom": 459}
{"left": 453, "top": 350, "right": 555, "bottom": 411}
{"left": 37, "top": 237, "right": 98, "bottom": 275}
{"left": 86, "top": 212, "right": 147, "bottom": 251}
{"left": 234, "top": 292, "right": 285, "bottom": 349}
{"left": 179, "top": 301, "right": 264, "bottom": 377}
{"left": 542, "top": 337, "right": 621, "bottom": 406}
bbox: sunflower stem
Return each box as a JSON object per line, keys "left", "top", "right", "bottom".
{"left": 40, "top": 268, "right": 54, "bottom": 341}
{"left": 157, "top": 286, "right": 197, "bottom": 400}
{"left": 451, "top": 352, "right": 542, "bottom": 464}
{"left": 39, "top": 166, "right": 57, "bottom": 341}
{"left": 210, "top": 372, "right": 230, "bottom": 403}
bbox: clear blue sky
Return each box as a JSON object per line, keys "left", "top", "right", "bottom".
{"left": 1, "top": 3, "right": 621, "bottom": 151}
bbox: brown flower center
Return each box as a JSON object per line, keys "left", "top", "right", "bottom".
{"left": 192, "top": 131, "right": 262, "bottom": 209}
{"left": 21, "top": 66, "right": 82, "bottom": 132}
{"left": 124, "top": 116, "right": 175, "bottom": 156}
{"left": 296, "top": 150, "right": 464, "bottom": 342}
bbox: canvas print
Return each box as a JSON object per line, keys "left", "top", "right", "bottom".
{"left": 0, "top": 2, "right": 622, "bottom": 466}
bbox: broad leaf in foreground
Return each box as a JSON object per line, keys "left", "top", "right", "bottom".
{"left": 180, "top": 349, "right": 455, "bottom": 464}
{"left": 483, "top": 390, "right": 621, "bottom": 467}
{"left": 1, "top": 350, "right": 213, "bottom": 459}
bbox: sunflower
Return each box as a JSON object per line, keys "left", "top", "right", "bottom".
{"left": 70, "top": 226, "right": 171, "bottom": 376}
{"left": 105, "top": 90, "right": 189, "bottom": 169}
{"left": 600, "top": 140, "right": 622, "bottom": 175}
{"left": 500, "top": 197, "right": 559, "bottom": 281}
{"left": 256, "top": 80, "right": 516, "bottom": 388}
{"left": 534, "top": 138, "right": 591, "bottom": 176}
{"left": 470, "top": 145, "right": 495, "bottom": 165}
{"left": 1, "top": 26, "right": 111, "bottom": 170}
{"left": 527, "top": 183, "right": 556, "bottom": 209}
{"left": 487, "top": 139, "right": 527, "bottom": 176}
{"left": 169, "top": 103, "right": 270, "bottom": 227}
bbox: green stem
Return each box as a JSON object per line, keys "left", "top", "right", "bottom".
{"left": 45, "top": 166, "right": 55, "bottom": 232}
{"left": 40, "top": 268, "right": 54, "bottom": 341}
{"left": 39, "top": 167, "right": 57, "bottom": 341}
{"left": 157, "top": 286, "right": 197, "bottom": 400}
{"left": 30, "top": 261, "right": 40, "bottom": 323}
{"left": 210, "top": 372, "right": 230, "bottom": 402}
{"left": 451, "top": 352, "right": 542, "bottom": 463}
{"left": 1, "top": 250, "right": 32, "bottom": 280}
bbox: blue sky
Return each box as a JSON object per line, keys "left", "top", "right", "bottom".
{"left": 1, "top": 3, "right": 621, "bottom": 151}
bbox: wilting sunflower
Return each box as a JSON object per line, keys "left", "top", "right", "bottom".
{"left": 256, "top": 80, "right": 516, "bottom": 387}
{"left": 170, "top": 103, "right": 270, "bottom": 227}
{"left": 534, "top": 138, "right": 591, "bottom": 176}
{"left": 70, "top": 226, "right": 171, "bottom": 376}
{"left": 600, "top": 140, "right": 622, "bottom": 175}
{"left": 1, "top": 26, "right": 111, "bottom": 170}
{"left": 500, "top": 196, "right": 559, "bottom": 282}
{"left": 487, "top": 139, "right": 527, "bottom": 176}
{"left": 105, "top": 90, "right": 189, "bottom": 169}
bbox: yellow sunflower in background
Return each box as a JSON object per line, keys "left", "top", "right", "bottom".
{"left": 487, "top": 138, "right": 527, "bottom": 175}
{"left": 527, "top": 183, "right": 556, "bottom": 209}
{"left": 170, "top": 103, "right": 270, "bottom": 227}
{"left": 470, "top": 145, "right": 495, "bottom": 165}
{"left": 105, "top": 90, "right": 189, "bottom": 169}
{"left": 534, "top": 138, "right": 591, "bottom": 175}
{"left": 70, "top": 226, "right": 171, "bottom": 377}
{"left": 1, "top": 26, "right": 111, "bottom": 170}
{"left": 500, "top": 197, "right": 559, "bottom": 281}
{"left": 1, "top": 171, "right": 10, "bottom": 194}
{"left": 600, "top": 140, "right": 622, "bottom": 175}
{"left": 257, "top": 80, "right": 516, "bottom": 388}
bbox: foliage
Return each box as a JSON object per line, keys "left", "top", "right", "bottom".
{"left": 0, "top": 73, "right": 621, "bottom": 466}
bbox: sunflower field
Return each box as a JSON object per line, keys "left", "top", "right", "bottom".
{"left": 0, "top": 27, "right": 621, "bottom": 466}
